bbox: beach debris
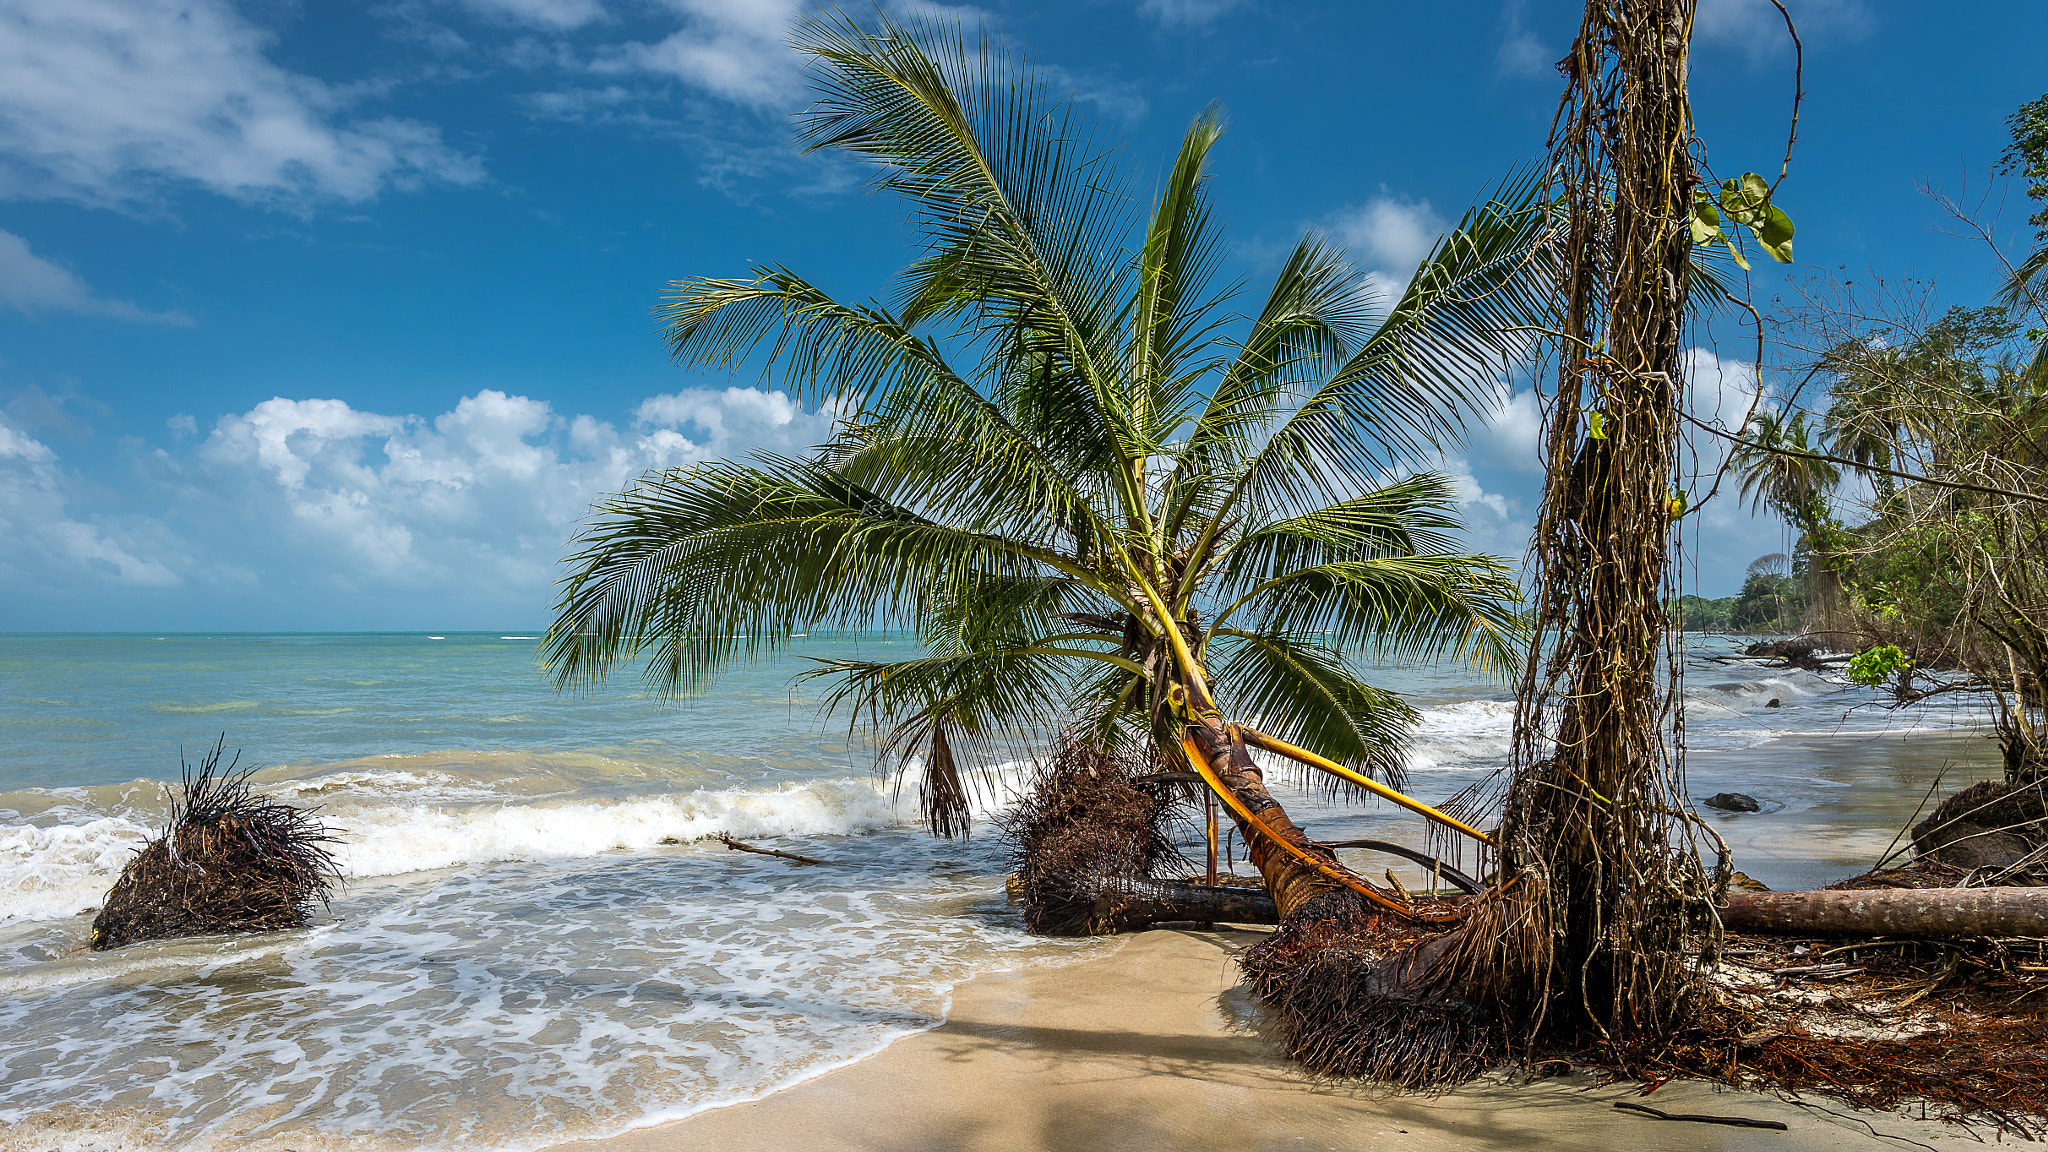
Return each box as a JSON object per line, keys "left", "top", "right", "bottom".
{"left": 1729, "top": 871, "right": 1772, "bottom": 891}
{"left": 90, "top": 737, "right": 339, "bottom": 951}
{"left": 1653, "top": 932, "right": 2048, "bottom": 1136}
{"left": 711, "top": 835, "right": 831, "bottom": 866}
{"left": 999, "top": 738, "right": 1181, "bottom": 936}
{"left": 1721, "top": 887, "right": 2048, "bottom": 937}
{"left": 1611, "top": 1102, "right": 1788, "bottom": 1130}
{"left": 1740, "top": 638, "right": 1843, "bottom": 671}
{"left": 1911, "top": 779, "right": 2047, "bottom": 872}
{"left": 1705, "top": 792, "right": 1762, "bottom": 813}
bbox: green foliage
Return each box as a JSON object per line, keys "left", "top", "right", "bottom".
{"left": 1731, "top": 572, "right": 1799, "bottom": 633}
{"left": 1690, "top": 172, "right": 1794, "bottom": 269}
{"left": 1846, "top": 644, "right": 1909, "bottom": 688}
{"left": 2000, "top": 92, "right": 2048, "bottom": 235}
{"left": 1669, "top": 594, "right": 1733, "bottom": 632}
{"left": 543, "top": 10, "right": 1543, "bottom": 832}
{"left": 1998, "top": 94, "right": 2048, "bottom": 337}
{"left": 1730, "top": 407, "right": 1843, "bottom": 577}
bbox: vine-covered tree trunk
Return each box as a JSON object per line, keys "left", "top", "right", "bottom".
{"left": 1430, "top": 0, "right": 1718, "bottom": 1054}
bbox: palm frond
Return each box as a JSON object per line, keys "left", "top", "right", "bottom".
{"left": 1213, "top": 553, "right": 1525, "bottom": 677}
{"left": 1208, "top": 629, "right": 1417, "bottom": 792}
{"left": 542, "top": 456, "right": 1127, "bottom": 699}
{"left": 802, "top": 647, "right": 1083, "bottom": 834}
{"left": 1210, "top": 472, "right": 1465, "bottom": 590}
{"left": 792, "top": 9, "right": 1152, "bottom": 505}
{"left": 1227, "top": 168, "right": 1556, "bottom": 523}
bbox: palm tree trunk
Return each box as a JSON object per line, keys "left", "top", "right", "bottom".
{"left": 1182, "top": 721, "right": 1357, "bottom": 916}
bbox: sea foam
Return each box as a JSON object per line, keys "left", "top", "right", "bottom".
{"left": 0, "top": 774, "right": 900, "bottom": 927}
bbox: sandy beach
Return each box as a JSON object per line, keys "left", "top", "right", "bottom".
{"left": 550, "top": 927, "right": 1975, "bottom": 1152}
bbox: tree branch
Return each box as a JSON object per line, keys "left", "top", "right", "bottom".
{"left": 1681, "top": 410, "right": 2048, "bottom": 506}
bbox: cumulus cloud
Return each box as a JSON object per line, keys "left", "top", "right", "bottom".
{"left": 1416, "top": 452, "right": 1532, "bottom": 563}
{"left": 0, "top": 0, "right": 484, "bottom": 208}
{"left": 1471, "top": 385, "right": 1544, "bottom": 473}
{"left": 1329, "top": 194, "right": 1448, "bottom": 302}
{"left": 598, "top": 0, "right": 806, "bottom": 107}
{"left": 0, "top": 385, "right": 848, "bottom": 621}
{"left": 0, "top": 417, "right": 183, "bottom": 587}
{"left": 0, "top": 230, "right": 190, "bottom": 324}
{"left": 1136, "top": 0, "right": 1246, "bottom": 29}
{"left": 1679, "top": 346, "right": 1763, "bottom": 483}
{"left": 163, "top": 386, "right": 835, "bottom": 604}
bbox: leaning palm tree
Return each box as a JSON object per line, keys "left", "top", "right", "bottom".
{"left": 545, "top": 12, "right": 1548, "bottom": 922}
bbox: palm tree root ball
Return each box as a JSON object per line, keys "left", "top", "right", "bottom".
{"left": 90, "top": 738, "right": 340, "bottom": 950}
{"left": 1001, "top": 740, "right": 1181, "bottom": 936}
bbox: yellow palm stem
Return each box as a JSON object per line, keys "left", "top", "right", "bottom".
{"left": 1235, "top": 727, "right": 1496, "bottom": 846}
{"left": 1178, "top": 735, "right": 1414, "bottom": 918}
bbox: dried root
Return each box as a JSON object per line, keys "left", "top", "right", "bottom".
{"left": 1238, "top": 890, "right": 1502, "bottom": 1086}
{"left": 999, "top": 738, "right": 1187, "bottom": 936}
{"left": 91, "top": 737, "right": 340, "bottom": 950}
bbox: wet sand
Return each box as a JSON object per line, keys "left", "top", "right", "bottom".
{"left": 551, "top": 927, "right": 1976, "bottom": 1152}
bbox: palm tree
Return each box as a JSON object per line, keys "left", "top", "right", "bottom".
{"left": 544, "top": 11, "right": 1549, "bottom": 920}
{"left": 1731, "top": 407, "right": 1844, "bottom": 624}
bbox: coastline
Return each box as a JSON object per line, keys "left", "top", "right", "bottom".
{"left": 546, "top": 927, "right": 1974, "bottom": 1152}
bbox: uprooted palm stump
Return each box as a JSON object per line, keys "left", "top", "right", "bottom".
{"left": 91, "top": 740, "right": 339, "bottom": 950}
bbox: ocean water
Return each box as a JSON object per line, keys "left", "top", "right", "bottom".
{"left": 0, "top": 632, "right": 2003, "bottom": 1152}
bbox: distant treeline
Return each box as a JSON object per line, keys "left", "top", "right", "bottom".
{"left": 1670, "top": 570, "right": 1802, "bottom": 633}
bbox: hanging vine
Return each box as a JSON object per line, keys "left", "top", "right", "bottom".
{"left": 1430, "top": 0, "right": 1725, "bottom": 1055}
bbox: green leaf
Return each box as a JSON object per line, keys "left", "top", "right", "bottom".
{"left": 1689, "top": 189, "right": 1723, "bottom": 245}
{"left": 1587, "top": 411, "right": 1608, "bottom": 440}
{"left": 1666, "top": 489, "right": 1688, "bottom": 518}
{"left": 1724, "top": 237, "right": 1751, "bottom": 271}
{"left": 1758, "top": 204, "right": 1794, "bottom": 263}
{"left": 1846, "top": 644, "right": 1909, "bottom": 688}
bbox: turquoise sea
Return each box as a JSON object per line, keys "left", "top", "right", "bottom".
{"left": 0, "top": 632, "right": 2002, "bottom": 1152}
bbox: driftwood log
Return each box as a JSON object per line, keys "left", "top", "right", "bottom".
{"left": 1044, "top": 879, "right": 2048, "bottom": 938}
{"left": 1085, "top": 879, "right": 1280, "bottom": 931}
{"left": 1720, "top": 887, "right": 2048, "bottom": 937}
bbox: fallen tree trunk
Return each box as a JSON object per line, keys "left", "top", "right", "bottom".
{"left": 1721, "top": 887, "right": 2048, "bottom": 937}
{"left": 1042, "top": 876, "right": 2048, "bottom": 938}
{"left": 1090, "top": 879, "right": 1280, "bottom": 932}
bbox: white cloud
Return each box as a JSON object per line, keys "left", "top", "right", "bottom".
{"left": 1044, "top": 65, "right": 1148, "bottom": 123}
{"left": 1421, "top": 452, "right": 1531, "bottom": 562}
{"left": 599, "top": 0, "right": 805, "bottom": 107}
{"left": 1681, "top": 346, "right": 1764, "bottom": 485}
{"left": 1329, "top": 194, "right": 1448, "bottom": 302}
{"left": 1695, "top": 0, "right": 1866, "bottom": 55}
{"left": 1495, "top": 0, "right": 1553, "bottom": 79}
{"left": 1472, "top": 385, "right": 1544, "bottom": 473}
{"left": 1496, "top": 32, "right": 1551, "bottom": 79}
{"left": 460, "top": 0, "right": 607, "bottom": 30}
{"left": 0, "top": 229, "right": 190, "bottom": 324}
{"left": 1136, "top": 0, "right": 1246, "bottom": 29}
{"left": 0, "top": 417, "right": 183, "bottom": 587}
{"left": 0, "top": 0, "right": 484, "bottom": 208}
{"left": 166, "top": 386, "right": 836, "bottom": 602}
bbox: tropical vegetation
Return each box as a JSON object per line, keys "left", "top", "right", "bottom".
{"left": 1720, "top": 91, "right": 2048, "bottom": 775}
{"left": 543, "top": 12, "right": 1546, "bottom": 876}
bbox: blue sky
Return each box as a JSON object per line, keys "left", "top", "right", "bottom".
{"left": 0, "top": 0, "right": 2042, "bottom": 631}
